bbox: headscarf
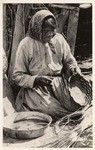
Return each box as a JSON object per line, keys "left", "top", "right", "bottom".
{"left": 27, "top": 10, "right": 56, "bottom": 42}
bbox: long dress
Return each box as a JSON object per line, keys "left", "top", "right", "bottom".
{"left": 13, "top": 33, "right": 81, "bottom": 120}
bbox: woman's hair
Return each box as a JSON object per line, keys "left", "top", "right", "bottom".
{"left": 42, "top": 17, "right": 56, "bottom": 30}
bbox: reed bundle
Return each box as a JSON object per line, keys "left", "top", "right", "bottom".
{"left": 38, "top": 105, "right": 92, "bottom": 148}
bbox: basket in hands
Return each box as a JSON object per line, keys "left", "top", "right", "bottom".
{"left": 69, "top": 73, "right": 92, "bottom": 106}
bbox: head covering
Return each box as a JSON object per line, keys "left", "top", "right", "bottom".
{"left": 27, "top": 10, "right": 56, "bottom": 41}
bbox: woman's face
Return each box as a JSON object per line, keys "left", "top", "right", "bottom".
{"left": 42, "top": 26, "right": 56, "bottom": 43}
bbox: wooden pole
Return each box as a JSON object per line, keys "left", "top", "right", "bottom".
{"left": 49, "top": 4, "right": 80, "bottom": 55}
{"left": 3, "top": 4, "right": 7, "bottom": 53}
{"left": 56, "top": 9, "right": 69, "bottom": 34}
{"left": 67, "top": 8, "right": 80, "bottom": 55}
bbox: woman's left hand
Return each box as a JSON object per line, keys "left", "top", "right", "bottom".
{"left": 69, "top": 68, "right": 77, "bottom": 76}
{"left": 70, "top": 67, "right": 81, "bottom": 76}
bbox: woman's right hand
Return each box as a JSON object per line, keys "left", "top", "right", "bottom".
{"left": 34, "top": 76, "right": 53, "bottom": 87}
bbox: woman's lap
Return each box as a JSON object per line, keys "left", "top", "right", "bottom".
{"left": 15, "top": 76, "right": 81, "bottom": 120}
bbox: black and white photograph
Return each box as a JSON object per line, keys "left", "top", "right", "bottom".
{"left": 2, "top": 2, "right": 93, "bottom": 148}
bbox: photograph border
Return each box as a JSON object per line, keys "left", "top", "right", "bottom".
{"left": 0, "top": 1, "right": 95, "bottom": 149}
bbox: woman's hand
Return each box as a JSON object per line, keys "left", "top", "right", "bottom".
{"left": 70, "top": 68, "right": 77, "bottom": 76}
{"left": 70, "top": 67, "right": 81, "bottom": 76}
{"left": 34, "top": 76, "right": 53, "bottom": 87}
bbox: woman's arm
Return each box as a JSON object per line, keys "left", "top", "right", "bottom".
{"left": 12, "top": 39, "right": 37, "bottom": 89}
{"left": 61, "top": 35, "right": 81, "bottom": 75}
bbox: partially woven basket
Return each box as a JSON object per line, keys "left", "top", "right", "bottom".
{"left": 69, "top": 73, "right": 92, "bottom": 105}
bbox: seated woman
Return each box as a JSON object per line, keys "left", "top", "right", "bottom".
{"left": 13, "top": 10, "right": 82, "bottom": 121}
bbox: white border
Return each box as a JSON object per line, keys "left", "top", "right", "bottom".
{"left": 0, "top": 1, "right": 95, "bottom": 150}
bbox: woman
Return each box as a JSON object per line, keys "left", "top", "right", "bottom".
{"left": 13, "top": 10, "right": 81, "bottom": 121}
